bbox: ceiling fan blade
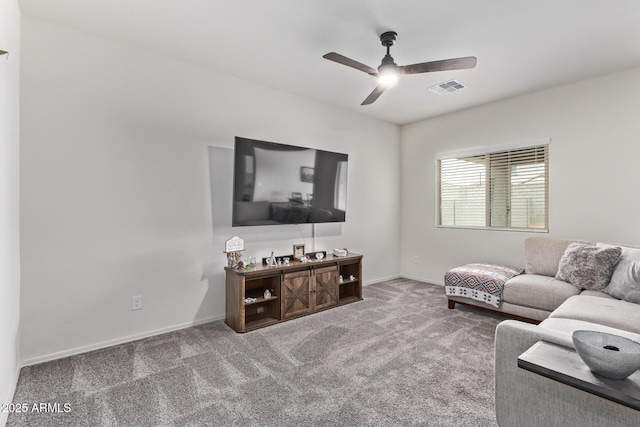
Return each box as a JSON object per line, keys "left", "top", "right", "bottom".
{"left": 361, "top": 85, "right": 386, "bottom": 105}
{"left": 400, "top": 56, "right": 477, "bottom": 75}
{"left": 323, "top": 52, "right": 378, "bottom": 76}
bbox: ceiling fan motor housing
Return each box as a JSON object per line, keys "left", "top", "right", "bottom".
{"left": 379, "top": 31, "right": 397, "bottom": 47}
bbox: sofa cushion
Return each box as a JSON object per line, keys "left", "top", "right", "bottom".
{"left": 555, "top": 243, "right": 621, "bottom": 290}
{"left": 500, "top": 302, "right": 551, "bottom": 322}
{"left": 549, "top": 295, "right": 640, "bottom": 334}
{"left": 579, "top": 289, "right": 616, "bottom": 299}
{"left": 603, "top": 259, "right": 640, "bottom": 303}
{"left": 540, "top": 317, "right": 640, "bottom": 339}
{"left": 503, "top": 274, "right": 581, "bottom": 312}
{"left": 524, "top": 237, "right": 588, "bottom": 276}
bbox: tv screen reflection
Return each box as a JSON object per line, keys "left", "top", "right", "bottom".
{"left": 232, "top": 137, "right": 348, "bottom": 226}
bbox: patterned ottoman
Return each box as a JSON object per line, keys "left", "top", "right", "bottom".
{"left": 445, "top": 263, "right": 524, "bottom": 308}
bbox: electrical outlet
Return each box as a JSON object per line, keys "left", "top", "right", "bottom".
{"left": 257, "top": 306, "right": 265, "bottom": 314}
{"left": 414, "top": 256, "right": 420, "bottom": 264}
{"left": 131, "top": 295, "right": 143, "bottom": 311}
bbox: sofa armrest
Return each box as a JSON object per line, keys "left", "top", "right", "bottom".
{"left": 495, "top": 320, "right": 640, "bottom": 427}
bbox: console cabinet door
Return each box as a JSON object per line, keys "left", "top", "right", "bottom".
{"left": 282, "top": 270, "right": 312, "bottom": 319}
{"left": 313, "top": 266, "right": 338, "bottom": 310}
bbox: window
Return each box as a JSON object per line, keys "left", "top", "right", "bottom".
{"left": 437, "top": 141, "right": 549, "bottom": 231}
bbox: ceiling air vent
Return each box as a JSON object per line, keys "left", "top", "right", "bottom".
{"left": 428, "top": 79, "right": 466, "bottom": 95}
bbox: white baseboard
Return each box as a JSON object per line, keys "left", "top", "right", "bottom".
{"left": 21, "top": 314, "right": 226, "bottom": 367}
{"left": 362, "top": 275, "right": 401, "bottom": 285}
{"left": 399, "top": 274, "right": 444, "bottom": 286}
{"left": 364, "top": 275, "right": 445, "bottom": 286}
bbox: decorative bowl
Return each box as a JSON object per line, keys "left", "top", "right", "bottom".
{"left": 572, "top": 330, "right": 640, "bottom": 379}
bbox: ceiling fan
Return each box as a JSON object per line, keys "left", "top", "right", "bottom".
{"left": 323, "top": 31, "right": 477, "bottom": 105}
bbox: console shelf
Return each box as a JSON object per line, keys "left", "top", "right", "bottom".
{"left": 225, "top": 253, "right": 363, "bottom": 332}
{"left": 244, "top": 295, "right": 279, "bottom": 306}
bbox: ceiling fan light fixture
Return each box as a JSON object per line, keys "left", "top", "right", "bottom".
{"left": 378, "top": 64, "right": 399, "bottom": 86}
{"left": 323, "top": 30, "right": 476, "bottom": 105}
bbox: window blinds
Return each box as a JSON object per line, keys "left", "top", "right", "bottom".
{"left": 437, "top": 144, "right": 548, "bottom": 230}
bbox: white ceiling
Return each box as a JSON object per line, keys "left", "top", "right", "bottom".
{"left": 18, "top": 0, "right": 640, "bottom": 125}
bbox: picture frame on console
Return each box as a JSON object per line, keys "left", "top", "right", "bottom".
{"left": 293, "top": 244, "right": 305, "bottom": 260}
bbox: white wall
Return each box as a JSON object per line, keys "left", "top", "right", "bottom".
{"left": 0, "top": 0, "right": 21, "bottom": 424}
{"left": 20, "top": 18, "right": 401, "bottom": 364}
{"left": 400, "top": 66, "right": 640, "bottom": 283}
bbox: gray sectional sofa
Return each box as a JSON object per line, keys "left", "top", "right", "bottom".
{"left": 481, "top": 238, "right": 640, "bottom": 426}
{"left": 495, "top": 303, "right": 640, "bottom": 426}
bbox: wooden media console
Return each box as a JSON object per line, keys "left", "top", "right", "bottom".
{"left": 225, "top": 253, "right": 363, "bottom": 332}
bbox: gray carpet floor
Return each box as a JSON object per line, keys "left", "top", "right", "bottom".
{"left": 8, "top": 278, "right": 504, "bottom": 426}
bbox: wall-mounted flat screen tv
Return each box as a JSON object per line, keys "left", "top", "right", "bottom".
{"left": 232, "top": 137, "right": 348, "bottom": 226}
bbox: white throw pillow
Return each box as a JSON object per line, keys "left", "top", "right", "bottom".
{"left": 603, "top": 259, "right": 640, "bottom": 304}
{"left": 597, "top": 242, "right": 640, "bottom": 260}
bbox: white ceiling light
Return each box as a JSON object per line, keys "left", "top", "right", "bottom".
{"left": 378, "top": 63, "right": 399, "bottom": 86}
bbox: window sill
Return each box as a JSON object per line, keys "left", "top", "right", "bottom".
{"left": 437, "top": 225, "right": 549, "bottom": 233}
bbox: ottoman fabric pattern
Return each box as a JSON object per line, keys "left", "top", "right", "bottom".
{"left": 445, "top": 263, "right": 524, "bottom": 308}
